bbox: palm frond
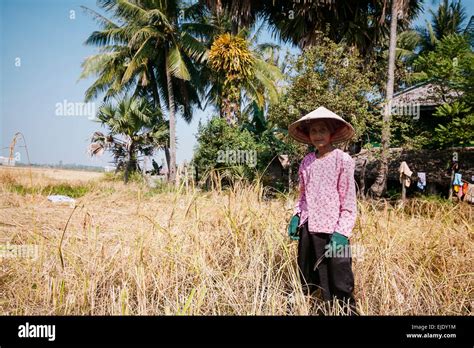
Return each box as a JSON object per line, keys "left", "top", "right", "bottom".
{"left": 122, "top": 37, "right": 153, "bottom": 83}
{"left": 114, "top": 0, "right": 148, "bottom": 24}
{"left": 84, "top": 27, "right": 130, "bottom": 47}
{"left": 81, "top": 5, "right": 119, "bottom": 29}
{"left": 167, "top": 46, "right": 191, "bottom": 80}
{"left": 180, "top": 32, "right": 209, "bottom": 63}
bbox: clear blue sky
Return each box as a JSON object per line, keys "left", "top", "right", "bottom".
{"left": 1, "top": 0, "right": 473, "bottom": 168}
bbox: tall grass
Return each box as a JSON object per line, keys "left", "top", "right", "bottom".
{"left": 0, "top": 168, "right": 472, "bottom": 315}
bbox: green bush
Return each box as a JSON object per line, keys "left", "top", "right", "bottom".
{"left": 193, "top": 116, "right": 263, "bottom": 183}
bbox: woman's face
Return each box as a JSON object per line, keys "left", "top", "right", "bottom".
{"left": 308, "top": 120, "right": 332, "bottom": 148}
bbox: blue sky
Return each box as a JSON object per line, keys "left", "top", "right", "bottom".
{"left": 1, "top": 0, "right": 473, "bottom": 168}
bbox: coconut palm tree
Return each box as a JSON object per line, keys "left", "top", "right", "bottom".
{"left": 416, "top": 0, "right": 467, "bottom": 53}
{"left": 81, "top": 0, "right": 209, "bottom": 184}
{"left": 79, "top": 6, "right": 148, "bottom": 102}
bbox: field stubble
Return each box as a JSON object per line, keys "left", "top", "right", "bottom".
{"left": 0, "top": 167, "right": 472, "bottom": 315}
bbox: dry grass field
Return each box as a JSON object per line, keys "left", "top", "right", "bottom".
{"left": 0, "top": 166, "right": 472, "bottom": 315}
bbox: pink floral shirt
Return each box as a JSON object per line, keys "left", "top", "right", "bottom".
{"left": 293, "top": 148, "right": 357, "bottom": 238}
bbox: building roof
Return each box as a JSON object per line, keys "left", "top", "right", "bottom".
{"left": 392, "top": 81, "right": 460, "bottom": 107}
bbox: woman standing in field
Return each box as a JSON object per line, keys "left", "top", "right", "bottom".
{"left": 287, "top": 106, "right": 358, "bottom": 315}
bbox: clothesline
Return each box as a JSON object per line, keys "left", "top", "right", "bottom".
{"left": 398, "top": 160, "right": 474, "bottom": 203}
{"left": 402, "top": 174, "right": 472, "bottom": 185}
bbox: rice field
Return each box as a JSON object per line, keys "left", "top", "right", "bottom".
{"left": 0, "top": 166, "right": 472, "bottom": 315}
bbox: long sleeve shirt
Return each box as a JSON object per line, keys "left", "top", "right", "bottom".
{"left": 293, "top": 148, "right": 357, "bottom": 238}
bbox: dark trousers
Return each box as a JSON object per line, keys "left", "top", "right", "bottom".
{"left": 297, "top": 220, "right": 357, "bottom": 314}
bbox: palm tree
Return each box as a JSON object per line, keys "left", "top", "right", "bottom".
{"left": 79, "top": 6, "right": 148, "bottom": 101}
{"left": 206, "top": 31, "right": 282, "bottom": 124}
{"left": 196, "top": 6, "right": 283, "bottom": 125}
{"left": 122, "top": 0, "right": 212, "bottom": 184}
{"left": 416, "top": 0, "right": 467, "bottom": 53}
{"left": 81, "top": 0, "right": 209, "bottom": 184}
{"left": 368, "top": 0, "right": 409, "bottom": 198}
{"left": 214, "top": 0, "right": 422, "bottom": 57}
{"left": 90, "top": 96, "right": 168, "bottom": 183}
{"left": 208, "top": 33, "right": 253, "bottom": 124}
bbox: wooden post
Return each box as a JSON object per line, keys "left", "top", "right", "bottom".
{"left": 359, "top": 158, "right": 367, "bottom": 200}
{"left": 175, "top": 163, "right": 181, "bottom": 188}
{"left": 288, "top": 155, "right": 292, "bottom": 193}
{"left": 401, "top": 174, "right": 406, "bottom": 201}
{"left": 142, "top": 156, "right": 147, "bottom": 177}
{"left": 190, "top": 165, "right": 195, "bottom": 191}
{"left": 448, "top": 169, "right": 454, "bottom": 200}
{"left": 195, "top": 166, "right": 199, "bottom": 188}
{"left": 184, "top": 163, "right": 188, "bottom": 192}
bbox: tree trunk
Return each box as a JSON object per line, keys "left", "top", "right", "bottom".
{"left": 448, "top": 166, "right": 455, "bottom": 199}
{"left": 164, "top": 146, "right": 171, "bottom": 181}
{"left": 124, "top": 143, "right": 134, "bottom": 184}
{"left": 231, "top": 19, "right": 238, "bottom": 35}
{"left": 222, "top": 84, "right": 239, "bottom": 126}
{"left": 216, "top": 0, "right": 223, "bottom": 17}
{"left": 148, "top": 62, "right": 171, "bottom": 180}
{"left": 368, "top": 0, "right": 398, "bottom": 198}
{"left": 165, "top": 51, "right": 177, "bottom": 184}
{"left": 359, "top": 157, "right": 367, "bottom": 199}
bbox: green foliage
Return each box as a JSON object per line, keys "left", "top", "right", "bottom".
{"left": 8, "top": 183, "right": 92, "bottom": 198}
{"left": 416, "top": 0, "right": 467, "bottom": 54}
{"left": 433, "top": 102, "right": 474, "bottom": 147}
{"left": 389, "top": 113, "right": 432, "bottom": 149}
{"left": 267, "top": 35, "right": 378, "bottom": 157}
{"left": 193, "top": 113, "right": 301, "bottom": 189}
{"left": 413, "top": 34, "right": 472, "bottom": 89}
{"left": 192, "top": 116, "right": 262, "bottom": 182}
{"left": 101, "top": 170, "right": 146, "bottom": 184}
{"left": 252, "top": 0, "right": 422, "bottom": 56}
{"left": 412, "top": 34, "right": 474, "bottom": 148}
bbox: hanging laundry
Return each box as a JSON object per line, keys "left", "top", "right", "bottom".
{"left": 417, "top": 172, "right": 426, "bottom": 190}
{"left": 453, "top": 173, "right": 463, "bottom": 198}
{"left": 465, "top": 183, "right": 474, "bottom": 203}
{"left": 453, "top": 173, "right": 462, "bottom": 186}
{"left": 399, "top": 161, "right": 413, "bottom": 188}
{"left": 462, "top": 182, "right": 469, "bottom": 196}
{"left": 457, "top": 185, "right": 464, "bottom": 199}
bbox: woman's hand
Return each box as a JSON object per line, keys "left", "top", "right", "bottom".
{"left": 329, "top": 231, "right": 349, "bottom": 251}
{"left": 288, "top": 214, "right": 300, "bottom": 240}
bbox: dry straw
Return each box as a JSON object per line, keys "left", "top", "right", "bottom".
{"left": 0, "top": 167, "right": 472, "bottom": 315}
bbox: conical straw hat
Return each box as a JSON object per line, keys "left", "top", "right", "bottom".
{"left": 288, "top": 106, "right": 355, "bottom": 145}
